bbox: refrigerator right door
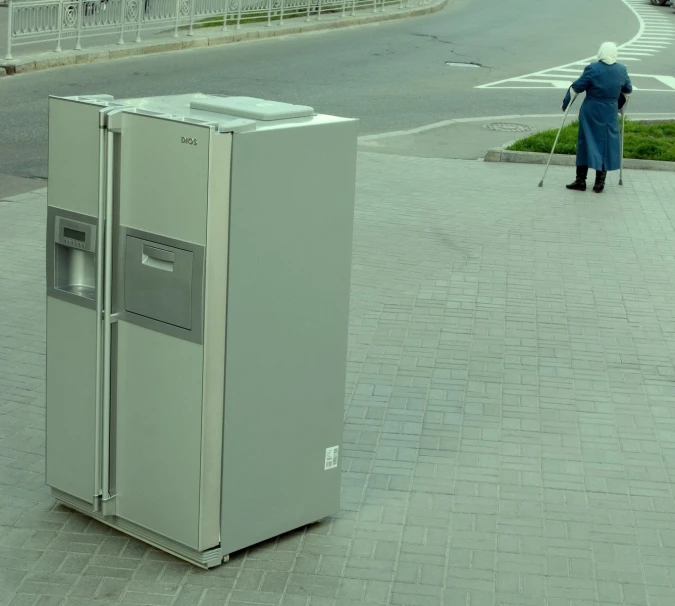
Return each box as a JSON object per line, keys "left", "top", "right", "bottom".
{"left": 106, "top": 111, "right": 231, "bottom": 561}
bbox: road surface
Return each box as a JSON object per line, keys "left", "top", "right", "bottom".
{"left": 0, "top": 0, "right": 670, "bottom": 180}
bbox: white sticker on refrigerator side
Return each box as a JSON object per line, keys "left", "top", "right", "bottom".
{"left": 325, "top": 446, "right": 339, "bottom": 471}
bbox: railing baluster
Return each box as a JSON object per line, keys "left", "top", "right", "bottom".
{"left": 135, "top": 0, "right": 142, "bottom": 42}
{"left": 5, "top": 0, "right": 13, "bottom": 60}
{"left": 56, "top": 0, "right": 63, "bottom": 50}
{"left": 189, "top": 0, "right": 195, "bottom": 35}
{"left": 118, "top": 0, "right": 126, "bottom": 43}
{"left": 75, "top": 0, "right": 82, "bottom": 49}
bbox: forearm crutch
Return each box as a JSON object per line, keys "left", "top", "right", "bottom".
{"left": 619, "top": 97, "right": 629, "bottom": 186}
{"left": 539, "top": 91, "right": 578, "bottom": 188}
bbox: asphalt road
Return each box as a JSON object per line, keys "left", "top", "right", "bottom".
{"left": 0, "top": 0, "right": 663, "bottom": 179}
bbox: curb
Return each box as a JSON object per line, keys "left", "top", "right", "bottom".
{"left": 485, "top": 148, "right": 675, "bottom": 172}
{"left": 1, "top": 0, "right": 447, "bottom": 75}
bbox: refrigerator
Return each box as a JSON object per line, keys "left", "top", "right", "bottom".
{"left": 45, "top": 93, "right": 358, "bottom": 568}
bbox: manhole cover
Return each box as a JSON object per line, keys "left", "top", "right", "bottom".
{"left": 482, "top": 122, "right": 535, "bottom": 132}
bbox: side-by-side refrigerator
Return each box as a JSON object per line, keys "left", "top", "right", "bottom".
{"left": 45, "top": 94, "right": 358, "bottom": 567}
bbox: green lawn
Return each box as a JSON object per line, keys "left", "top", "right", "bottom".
{"left": 507, "top": 120, "right": 675, "bottom": 162}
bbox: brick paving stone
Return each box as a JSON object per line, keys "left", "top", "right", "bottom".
{"left": 2, "top": 156, "right": 675, "bottom": 605}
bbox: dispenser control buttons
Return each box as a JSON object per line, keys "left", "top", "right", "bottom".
{"left": 64, "top": 238, "right": 86, "bottom": 249}
{"left": 55, "top": 218, "right": 96, "bottom": 254}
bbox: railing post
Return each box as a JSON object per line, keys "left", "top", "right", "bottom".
{"left": 75, "top": 0, "right": 83, "bottom": 49}
{"left": 372, "top": 0, "right": 376, "bottom": 14}
{"left": 135, "top": 0, "right": 142, "bottom": 42}
{"left": 221, "top": 0, "right": 228, "bottom": 30}
{"left": 266, "top": 0, "right": 271, "bottom": 26}
{"left": 5, "top": 0, "right": 13, "bottom": 60}
{"left": 56, "top": 0, "right": 63, "bottom": 51}
{"left": 317, "top": 0, "right": 321, "bottom": 20}
{"left": 188, "top": 0, "right": 195, "bottom": 35}
{"left": 118, "top": 0, "right": 126, "bottom": 43}
{"left": 305, "top": 0, "right": 309, "bottom": 22}
{"left": 235, "top": 0, "right": 240, "bottom": 29}
{"left": 350, "top": 0, "right": 354, "bottom": 16}
{"left": 278, "top": 0, "right": 283, "bottom": 25}
{"left": 341, "top": 0, "right": 345, "bottom": 18}
{"left": 173, "top": 0, "right": 180, "bottom": 36}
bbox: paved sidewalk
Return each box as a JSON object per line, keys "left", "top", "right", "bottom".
{"left": 3, "top": 154, "right": 675, "bottom": 606}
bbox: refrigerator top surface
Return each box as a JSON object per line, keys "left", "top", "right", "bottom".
{"left": 189, "top": 96, "right": 314, "bottom": 121}
{"left": 61, "top": 94, "right": 355, "bottom": 131}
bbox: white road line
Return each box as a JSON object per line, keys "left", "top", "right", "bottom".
{"left": 477, "top": 0, "right": 675, "bottom": 91}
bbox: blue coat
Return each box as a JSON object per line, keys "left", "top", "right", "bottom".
{"left": 562, "top": 62, "right": 633, "bottom": 171}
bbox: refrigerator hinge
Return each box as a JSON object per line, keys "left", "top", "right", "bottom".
{"left": 103, "top": 108, "right": 127, "bottom": 133}
{"left": 102, "top": 312, "right": 120, "bottom": 323}
{"left": 95, "top": 495, "right": 117, "bottom": 517}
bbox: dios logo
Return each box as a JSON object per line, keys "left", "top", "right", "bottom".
{"left": 181, "top": 136, "right": 198, "bottom": 146}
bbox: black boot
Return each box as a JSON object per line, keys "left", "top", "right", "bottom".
{"left": 566, "top": 165, "right": 588, "bottom": 191}
{"left": 593, "top": 170, "right": 607, "bottom": 193}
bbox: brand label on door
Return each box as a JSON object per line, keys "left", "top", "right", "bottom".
{"left": 324, "top": 446, "right": 339, "bottom": 471}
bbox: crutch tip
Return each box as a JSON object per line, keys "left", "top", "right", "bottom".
{"left": 619, "top": 179, "right": 623, "bottom": 186}
{"left": 538, "top": 181, "right": 543, "bottom": 187}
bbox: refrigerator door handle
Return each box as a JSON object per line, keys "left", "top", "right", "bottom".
{"left": 96, "top": 107, "right": 126, "bottom": 516}
{"left": 101, "top": 127, "right": 116, "bottom": 515}
{"left": 93, "top": 112, "right": 107, "bottom": 503}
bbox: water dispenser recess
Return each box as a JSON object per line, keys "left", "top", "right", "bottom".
{"left": 53, "top": 216, "right": 97, "bottom": 301}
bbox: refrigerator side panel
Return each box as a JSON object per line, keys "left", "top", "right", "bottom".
{"left": 221, "top": 119, "right": 358, "bottom": 555}
{"left": 45, "top": 297, "right": 98, "bottom": 503}
{"left": 48, "top": 98, "right": 102, "bottom": 217}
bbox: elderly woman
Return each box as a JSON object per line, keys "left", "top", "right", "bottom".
{"left": 562, "top": 42, "right": 633, "bottom": 193}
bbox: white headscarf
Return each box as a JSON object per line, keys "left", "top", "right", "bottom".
{"left": 598, "top": 42, "right": 618, "bottom": 65}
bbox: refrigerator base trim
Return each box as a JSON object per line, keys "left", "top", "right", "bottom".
{"left": 52, "top": 489, "right": 228, "bottom": 569}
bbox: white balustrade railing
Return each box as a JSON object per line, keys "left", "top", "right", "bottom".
{"left": 4, "top": 0, "right": 434, "bottom": 59}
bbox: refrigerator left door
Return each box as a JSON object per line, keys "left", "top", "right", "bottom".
{"left": 46, "top": 97, "right": 106, "bottom": 506}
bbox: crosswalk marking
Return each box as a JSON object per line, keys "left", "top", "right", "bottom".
{"left": 477, "top": 0, "right": 675, "bottom": 91}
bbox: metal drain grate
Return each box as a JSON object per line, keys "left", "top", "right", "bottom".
{"left": 482, "top": 123, "right": 535, "bottom": 132}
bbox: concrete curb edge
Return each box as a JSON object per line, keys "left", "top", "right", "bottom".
{"left": 1, "top": 0, "right": 448, "bottom": 75}
{"left": 485, "top": 148, "right": 675, "bottom": 173}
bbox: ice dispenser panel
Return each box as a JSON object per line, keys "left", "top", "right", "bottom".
{"left": 52, "top": 215, "right": 97, "bottom": 303}
{"left": 124, "top": 236, "right": 194, "bottom": 330}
